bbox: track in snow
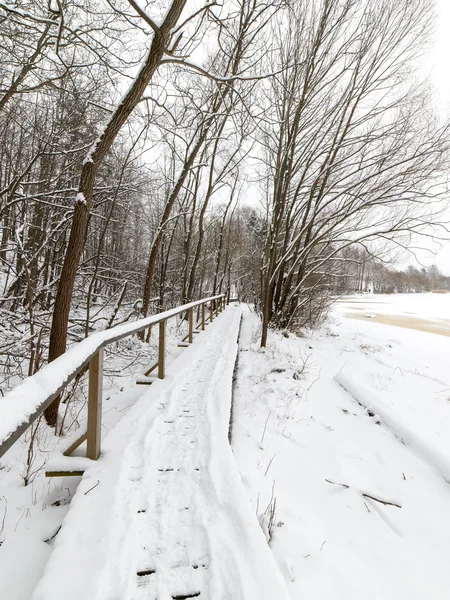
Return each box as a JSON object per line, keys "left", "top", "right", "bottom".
{"left": 115, "top": 324, "right": 234, "bottom": 599}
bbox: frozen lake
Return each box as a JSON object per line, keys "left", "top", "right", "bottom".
{"left": 336, "top": 293, "right": 450, "bottom": 336}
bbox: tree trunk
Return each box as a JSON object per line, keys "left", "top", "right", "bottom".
{"left": 45, "top": 0, "right": 187, "bottom": 426}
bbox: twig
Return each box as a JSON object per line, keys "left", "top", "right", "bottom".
{"left": 0, "top": 496, "right": 7, "bottom": 544}
{"left": 325, "top": 479, "right": 401, "bottom": 508}
{"left": 325, "top": 478, "right": 349, "bottom": 489}
{"left": 44, "top": 525, "right": 61, "bottom": 543}
{"left": 264, "top": 453, "right": 277, "bottom": 476}
{"left": 260, "top": 411, "right": 271, "bottom": 445}
{"left": 362, "top": 493, "right": 401, "bottom": 509}
{"left": 307, "top": 367, "right": 321, "bottom": 391}
{"left": 84, "top": 479, "right": 100, "bottom": 495}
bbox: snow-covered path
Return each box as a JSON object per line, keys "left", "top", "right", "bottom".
{"left": 32, "top": 306, "right": 289, "bottom": 600}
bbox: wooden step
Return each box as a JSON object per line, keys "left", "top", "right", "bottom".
{"left": 136, "top": 375, "right": 158, "bottom": 385}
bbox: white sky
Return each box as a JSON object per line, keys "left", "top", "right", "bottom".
{"left": 420, "top": 0, "right": 450, "bottom": 274}
{"left": 431, "top": 0, "right": 450, "bottom": 114}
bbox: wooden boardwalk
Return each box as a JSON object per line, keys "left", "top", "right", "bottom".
{"left": 32, "top": 307, "right": 290, "bottom": 600}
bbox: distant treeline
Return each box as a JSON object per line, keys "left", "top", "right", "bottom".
{"left": 368, "top": 264, "right": 450, "bottom": 294}
{"left": 331, "top": 248, "right": 450, "bottom": 295}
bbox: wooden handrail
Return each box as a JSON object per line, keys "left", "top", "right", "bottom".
{"left": 0, "top": 294, "right": 226, "bottom": 459}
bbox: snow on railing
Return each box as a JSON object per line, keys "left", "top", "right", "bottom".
{"left": 0, "top": 294, "right": 226, "bottom": 462}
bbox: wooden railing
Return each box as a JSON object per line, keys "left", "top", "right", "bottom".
{"left": 0, "top": 294, "right": 226, "bottom": 463}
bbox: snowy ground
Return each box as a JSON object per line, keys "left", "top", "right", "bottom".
{"left": 2, "top": 294, "right": 450, "bottom": 599}
{"left": 0, "top": 312, "right": 227, "bottom": 600}
{"left": 32, "top": 306, "right": 291, "bottom": 600}
{"left": 2, "top": 306, "right": 290, "bottom": 600}
{"left": 232, "top": 294, "right": 450, "bottom": 599}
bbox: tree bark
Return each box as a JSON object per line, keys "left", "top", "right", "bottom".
{"left": 45, "top": 0, "right": 187, "bottom": 427}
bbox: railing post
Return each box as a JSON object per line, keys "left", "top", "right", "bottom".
{"left": 158, "top": 320, "right": 165, "bottom": 379}
{"left": 201, "top": 302, "right": 205, "bottom": 330}
{"left": 210, "top": 300, "right": 214, "bottom": 321}
{"left": 188, "top": 308, "right": 194, "bottom": 343}
{"left": 215, "top": 297, "right": 219, "bottom": 317}
{"left": 87, "top": 348, "right": 103, "bottom": 460}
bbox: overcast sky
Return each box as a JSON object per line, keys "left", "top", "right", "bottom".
{"left": 421, "top": 0, "right": 450, "bottom": 274}
{"left": 432, "top": 0, "right": 450, "bottom": 113}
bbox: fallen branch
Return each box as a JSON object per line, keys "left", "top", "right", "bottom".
{"left": 362, "top": 493, "right": 401, "bottom": 509}
{"left": 325, "top": 479, "right": 401, "bottom": 508}
{"left": 325, "top": 478, "right": 349, "bottom": 489}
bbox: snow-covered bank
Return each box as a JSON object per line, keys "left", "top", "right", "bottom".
{"left": 335, "top": 371, "right": 450, "bottom": 484}
{"left": 232, "top": 302, "right": 450, "bottom": 599}
{"left": 3, "top": 295, "right": 450, "bottom": 599}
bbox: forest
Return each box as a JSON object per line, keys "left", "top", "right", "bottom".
{"left": 331, "top": 249, "right": 450, "bottom": 294}
{"left": 1, "top": 0, "right": 449, "bottom": 418}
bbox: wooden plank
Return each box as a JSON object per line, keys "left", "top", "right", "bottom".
{"left": 144, "top": 361, "right": 158, "bottom": 376}
{"left": 136, "top": 377, "right": 156, "bottom": 385}
{"left": 63, "top": 432, "right": 88, "bottom": 457}
{"left": 45, "top": 470, "right": 84, "bottom": 478}
{"left": 188, "top": 308, "right": 194, "bottom": 343}
{"left": 210, "top": 300, "right": 214, "bottom": 321}
{"left": 158, "top": 320, "right": 165, "bottom": 379}
{"left": 181, "top": 328, "right": 200, "bottom": 342}
{"left": 86, "top": 349, "right": 103, "bottom": 460}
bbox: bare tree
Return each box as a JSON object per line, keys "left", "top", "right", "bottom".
{"left": 45, "top": 0, "right": 191, "bottom": 425}
{"left": 258, "top": 0, "right": 449, "bottom": 345}
{"left": 140, "top": 0, "right": 279, "bottom": 318}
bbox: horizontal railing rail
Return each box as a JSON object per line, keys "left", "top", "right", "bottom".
{"left": 0, "top": 294, "right": 226, "bottom": 461}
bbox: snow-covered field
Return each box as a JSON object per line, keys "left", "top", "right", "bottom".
{"left": 2, "top": 294, "right": 450, "bottom": 599}
{"left": 232, "top": 294, "right": 450, "bottom": 598}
